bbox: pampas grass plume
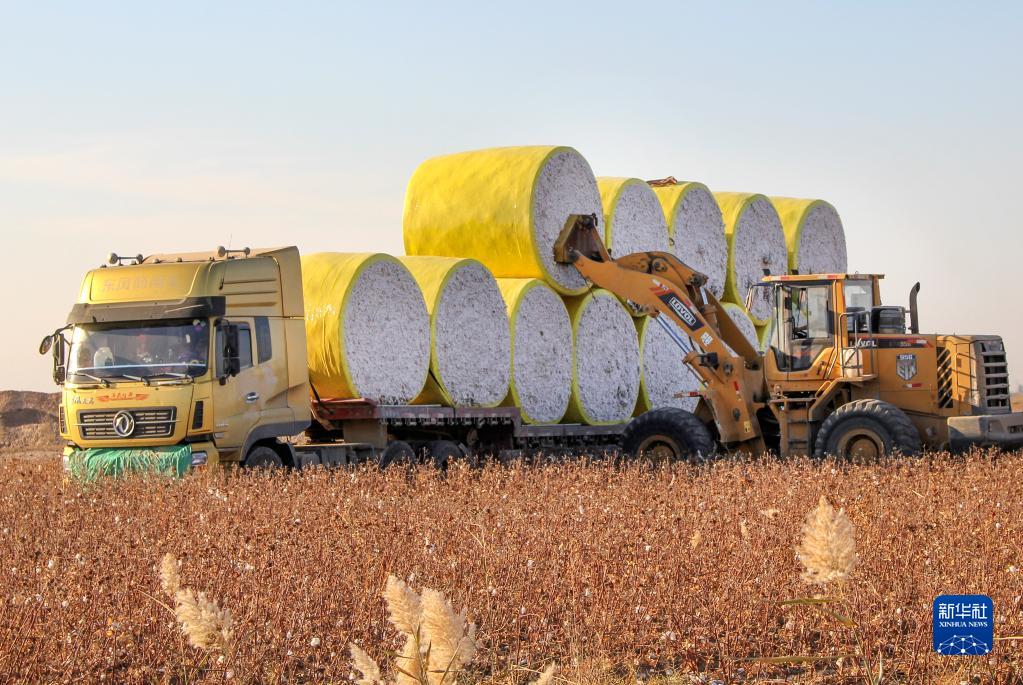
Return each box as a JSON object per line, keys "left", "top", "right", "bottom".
{"left": 797, "top": 495, "right": 858, "bottom": 585}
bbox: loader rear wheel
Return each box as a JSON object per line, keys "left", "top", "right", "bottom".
{"left": 814, "top": 399, "right": 921, "bottom": 460}
{"left": 379, "top": 440, "right": 416, "bottom": 469}
{"left": 622, "top": 408, "right": 716, "bottom": 463}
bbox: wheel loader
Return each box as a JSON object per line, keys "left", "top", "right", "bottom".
{"left": 554, "top": 214, "right": 1023, "bottom": 460}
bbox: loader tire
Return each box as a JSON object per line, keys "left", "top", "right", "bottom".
{"left": 814, "top": 399, "right": 921, "bottom": 460}
{"left": 379, "top": 440, "right": 416, "bottom": 469}
{"left": 622, "top": 408, "right": 716, "bottom": 463}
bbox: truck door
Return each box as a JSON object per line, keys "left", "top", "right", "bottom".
{"left": 211, "top": 321, "right": 261, "bottom": 455}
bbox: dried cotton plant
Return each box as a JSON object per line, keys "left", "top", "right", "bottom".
{"left": 157, "top": 553, "right": 234, "bottom": 656}
{"left": 796, "top": 495, "right": 858, "bottom": 585}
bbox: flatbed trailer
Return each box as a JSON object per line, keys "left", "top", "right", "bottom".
{"left": 288, "top": 398, "right": 627, "bottom": 468}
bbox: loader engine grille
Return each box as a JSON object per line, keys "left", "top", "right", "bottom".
{"left": 77, "top": 407, "right": 177, "bottom": 439}
{"left": 936, "top": 347, "right": 954, "bottom": 409}
{"left": 976, "top": 340, "right": 1010, "bottom": 412}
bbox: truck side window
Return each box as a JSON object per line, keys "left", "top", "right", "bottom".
{"left": 255, "top": 317, "right": 272, "bottom": 364}
{"left": 237, "top": 326, "right": 253, "bottom": 370}
{"left": 216, "top": 324, "right": 253, "bottom": 374}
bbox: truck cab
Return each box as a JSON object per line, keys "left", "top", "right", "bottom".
{"left": 43, "top": 247, "right": 311, "bottom": 475}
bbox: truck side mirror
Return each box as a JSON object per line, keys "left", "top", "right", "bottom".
{"left": 52, "top": 335, "right": 67, "bottom": 385}
{"left": 220, "top": 323, "right": 241, "bottom": 382}
{"left": 39, "top": 334, "right": 53, "bottom": 355}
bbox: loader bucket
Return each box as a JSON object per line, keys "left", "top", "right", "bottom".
{"left": 553, "top": 213, "right": 610, "bottom": 265}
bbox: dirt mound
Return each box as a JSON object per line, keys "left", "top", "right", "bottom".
{"left": 0, "top": 390, "right": 61, "bottom": 449}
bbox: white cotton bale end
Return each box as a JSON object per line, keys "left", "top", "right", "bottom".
{"left": 398, "top": 257, "right": 511, "bottom": 408}
{"left": 496, "top": 278, "right": 573, "bottom": 424}
{"left": 635, "top": 316, "right": 700, "bottom": 414}
{"left": 714, "top": 192, "right": 788, "bottom": 326}
{"left": 403, "top": 146, "right": 602, "bottom": 295}
{"left": 651, "top": 181, "right": 728, "bottom": 298}
{"left": 597, "top": 177, "right": 670, "bottom": 257}
{"left": 770, "top": 197, "right": 848, "bottom": 275}
{"left": 720, "top": 302, "right": 760, "bottom": 357}
{"left": 302, "top": 253, "right": 430, "bottom": 404}
{"left": 563, "top": 289, "right": 641, "bottom": 425}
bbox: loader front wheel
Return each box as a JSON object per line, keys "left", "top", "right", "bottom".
{"left": 814, "top": 399, "right": 921, "bottom": 460}
{"left": 622, "top": 408, "right": 716, "bottom": 463}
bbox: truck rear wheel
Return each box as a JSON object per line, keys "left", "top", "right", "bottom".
{"left": 244, "top": 445, "right": 283, "bottom": 469}
{"left": 814, "top": 399, "right": 921, "bottom": 460}
{"left": 622, "top": 408, "right": 716, "bottom": 463}
{"left": 428, "top": 440, "right": 467, "bottom": 469}
{"left": 379, "top": 440, "right": 416, "bottom": 469}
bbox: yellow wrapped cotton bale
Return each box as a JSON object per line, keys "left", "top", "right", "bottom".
{"left": 302, "top": 253, "right": 430, "bottom": 403}
{"left": 597, "top": 177, "right": 670, "bottom": 257}
{"left": 651, "top": 181, "right": 728, "bottom": 298}
{"left": 563, "top": 289, "right": 640, "bottom": 425}
{"left": 403, "top": 146, "right": 602, "bottom": 295}
{"left": 496, "top": 278, "right": 573, "bottom": 424}
{"left": 770, "top": 197, "right": 848, "bottom": 275}
{"left": 714, "top": 192, "right": 788, "bottom": 326}
{"left": 397, "top": 256, "right": 511, "bottom": 408}
{"left": 634, "top": 316, "right": 701, "bottom": 415}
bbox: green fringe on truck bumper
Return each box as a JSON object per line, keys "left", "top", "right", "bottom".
{"left": 66, "top": 446, "right": 193, "bottom": 481}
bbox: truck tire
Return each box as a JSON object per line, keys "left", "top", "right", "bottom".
{"left": 622, "top": 408, "right": 716, "bottom": 463}
{"left": 814, "top": 399, "right": 921, "bottom": 460}
{"left": 244, "top": 445, "right": 283, "bottom": 469}
{"left": 428, "top": 440, "right": 466, "bottom": 469}
{"left": 379, "top": 440, "right": 416, "bottom": 469}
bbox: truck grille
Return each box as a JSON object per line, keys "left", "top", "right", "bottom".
{"left": 77, "top": 407, "right": 177, "bottom": 439}
{"left": 976, "top": 340, "right": 1010, "bottom": 412}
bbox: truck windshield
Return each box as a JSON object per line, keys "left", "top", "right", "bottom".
{"left": 68, "top": 319, "right": 211, "bottom": 380}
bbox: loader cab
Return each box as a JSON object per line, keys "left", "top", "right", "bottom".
{"left": 761, "top": 274, "right": 885, "bottom": 389}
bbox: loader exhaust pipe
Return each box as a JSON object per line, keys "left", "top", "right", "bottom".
{"left": 909, "top": 282, "right": 921, "bottom": 334}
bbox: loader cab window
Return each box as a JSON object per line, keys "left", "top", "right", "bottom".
{"left": 772, "top": 284, "right": 833, "bottom": 372}
{"left": 843, "top": 280, "right": 874, "bottom": 334}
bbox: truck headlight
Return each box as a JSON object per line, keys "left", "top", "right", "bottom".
{"left": 190, "top": 451, "right": 208, "bottom": 467}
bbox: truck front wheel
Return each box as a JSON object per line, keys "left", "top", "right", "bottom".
{"left": 814, "top": 399, "right": 921, "bottom": 460}
{"left": 244, "top": 445, "right": 283, "bottom": 469}
{"left": 622, "top": 408, "right": 716, "bottom": 463}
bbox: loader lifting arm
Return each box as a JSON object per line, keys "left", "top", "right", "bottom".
{"left": 554, "top": 214, "right": 766, "bottom": 449}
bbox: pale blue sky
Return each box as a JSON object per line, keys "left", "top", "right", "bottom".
{"left": 3, "top": 2, "right": 1022, "bottom": 391}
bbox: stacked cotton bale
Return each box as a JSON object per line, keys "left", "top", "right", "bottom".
{"left": 714, "top": 192, "right": 789, "bottom": 326}
{"left": 650, "top": 181, "right": 728, "bottom": 299}
{"left": 398, "top": 256, "right": 510, "bottom": 407}
{"left": 563, "top": 290, "right": 640, "bottom": 425}
{"left": 771, "top": 197, "right": 848, "bottom": 275}
{"left": 497, "top": 278, "right": 573, "bottom": 424}
{"left": 597, "top": 178, "right": 670, "bottom": 257}
{"left": 635, "top": 316, "right": 701, "bottom": 414}
{"left": 403, "top": 145, "right": 602, "bottom": 295}
{"left": 302, "top": 253, "right": 430, "bottom": 404}
{"left": 719, "top": 302, "right": 760, "bottom": 356}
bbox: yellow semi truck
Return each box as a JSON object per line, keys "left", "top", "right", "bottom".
{"left": 41, "top": 246, "right": 626, "bottom": 475}
{"left": 41, "top": 240, "right": 1023, "bottom": 477}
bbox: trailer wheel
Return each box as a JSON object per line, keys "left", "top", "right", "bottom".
{"left": 428, "top": 440, "right": 469, "bottom": 469}
{"left": 379, "top": 440, "right": 416, "bottom": 469}
{"left": 814, "top": 399, "right": 921, "bottom": 460}
{"left": 244, "top": 445, "right": 283, "bottom": 469}
{"left": 622, "top": 408, "right": 716, "bottom": 463}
